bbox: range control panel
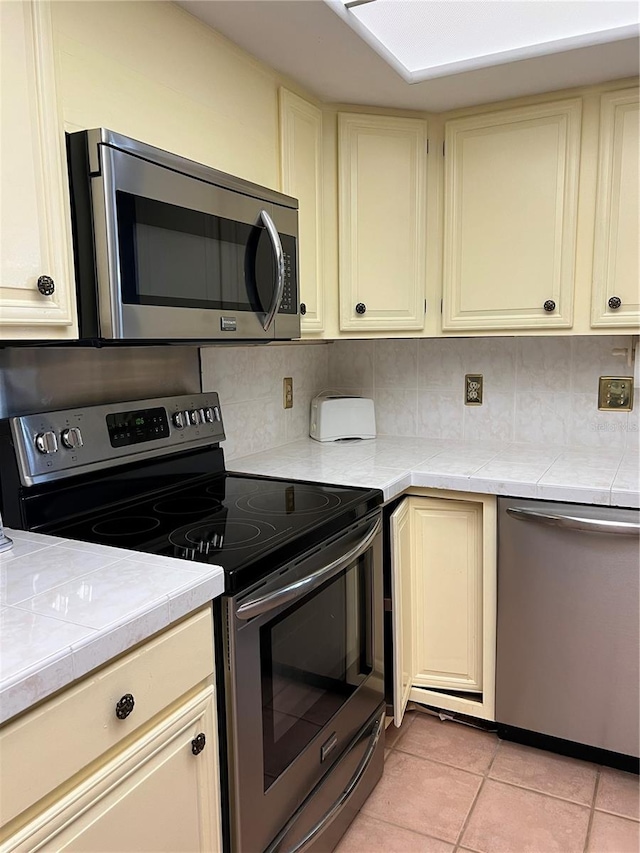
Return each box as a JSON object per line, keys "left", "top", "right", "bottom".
{"left": 10, "top": 393, "right": 225, "bottom": 487}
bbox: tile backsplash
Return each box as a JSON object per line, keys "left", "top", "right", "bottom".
{"left": 200, "top": 343, "right": 329, "bottom": 459}
{"left": 327, "top": 336, "right": 639, "bottom": 451}
{"left": 201, "top": 336, "right": 639, "bottom": 459}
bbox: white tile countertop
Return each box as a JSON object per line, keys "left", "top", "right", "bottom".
{"left": 0, "top": 530, "right": 224, "bottom": 725}
{"left": 228, "top": 437, "right": 640, "bottom": 507}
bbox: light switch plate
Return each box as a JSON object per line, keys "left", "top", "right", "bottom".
{"left": 598, "top": 376, "right": 633, "bottom": 411}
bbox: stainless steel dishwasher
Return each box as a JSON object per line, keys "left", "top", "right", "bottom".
{"left": 496, "top": 497, "right": 640, "bottom": 760}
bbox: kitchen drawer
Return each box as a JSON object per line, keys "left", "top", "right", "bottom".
{"left": 0, "top": 606, "right": 214, "bottom": 828}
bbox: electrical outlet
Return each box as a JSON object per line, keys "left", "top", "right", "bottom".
{"left": 598, "top": 376, "right": 633, "bottom": 411}
{"left": 283, "top": 377, "right": 293, "bottom": 409}
{"left": 465, "top": 374, "right": 483, "bottom": 405}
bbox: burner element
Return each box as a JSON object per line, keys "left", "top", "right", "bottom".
{"left": 154, "top": 497, "right": 220, "bottom": 516}
{"left": 238, "top": 486, "right": 340, "bottom": 516}
{"left": 92, "top": 516, "right": 161, "bottom": 537}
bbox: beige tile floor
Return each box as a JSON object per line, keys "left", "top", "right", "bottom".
{"left": 336, "top": 711, "right": 640, "bottom": 853}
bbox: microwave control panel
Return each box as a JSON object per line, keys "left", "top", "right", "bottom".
{"left": 278, "top": 235, "right": 297, "bottom": 315}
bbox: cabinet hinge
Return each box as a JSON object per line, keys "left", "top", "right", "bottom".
{"left": 442, "top": 141, "right": 446, "bottom": 157}
{"left": 440, "top": 298, "right": 443, "bottom": 314}
{"left": 384, "top": 598, "right": 393, "bottom": 612}
{"left": 426, "top": 138, "right": 430, "bottom": 155}
{"left": 424, "top": 299, "right": 427, "bottom": 315}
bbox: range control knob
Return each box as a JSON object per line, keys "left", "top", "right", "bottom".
{"left": 201, "top": 407, "right": 215, "bottom": 424}
{"left": 213, "top": 406, "right": 221, "bottom": 422}
{"left": 61, "top": 427, "right": 83, "bottom": 450}
{"left": 35, "top": 431, "right": 58, "bottom": 454}
{"left": 172, "top": 411, "right": 186, "bottom": 429}
{"left": 188, "top": 409, "right": 201, "bottom": 426}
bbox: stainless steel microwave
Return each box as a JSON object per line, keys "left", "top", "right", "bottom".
{"left": 67, "top": 128, "right": 300, "bottom": 342}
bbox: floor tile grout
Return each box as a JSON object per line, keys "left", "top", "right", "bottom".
{"left": 370, "top": 715, "right": 638, "bottom": 853}
{"left": 358, "top": 807, "right": 460, "bottom": 848}
{"left": 583, "top": 768, "right": 601, "bottom": 853}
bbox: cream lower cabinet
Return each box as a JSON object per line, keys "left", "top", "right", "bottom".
{"left": 338, "top": 113, "right": 427, "bottom": 332}
{"left": 390, "top": 491, "right": 496, "bottom": 725}
{"left": 0, "top": 0, "right": 77, "bottom": 340}
{"left": 591, "top": 88, "right": 640, "bottom": 328}
{"left": 0, "top": 607, "right": 221, "bottom": 853}
{"left": 442, "top": 99, "right": 582, "bottom": 332}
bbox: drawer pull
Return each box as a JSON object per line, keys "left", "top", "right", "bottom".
{"left": 191, "top": 733, "right": 206, "bottom": 755}
{"left": 115, "top": 693, "right": 135, "bottom": 720}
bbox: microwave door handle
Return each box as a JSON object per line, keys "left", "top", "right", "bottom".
{"left": 260, "top": 209, "right": 285, "bottom": 331}
{"left": 235, "top": 517, "right": 381, "bottom": 620}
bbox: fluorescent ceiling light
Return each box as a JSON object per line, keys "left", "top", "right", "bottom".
{"left": 326, "top": 0, "right": 640, "bottom": 81}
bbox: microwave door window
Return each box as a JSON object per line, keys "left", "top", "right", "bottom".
{"left": 116, "top": 192, "right": 263, "bottom": 313}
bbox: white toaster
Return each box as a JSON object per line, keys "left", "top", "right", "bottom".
{"left": 309, "top": 395, "right": 376, "bottom": 442}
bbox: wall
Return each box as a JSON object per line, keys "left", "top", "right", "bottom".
{"left": 200, "top": 343, "right": 329, "bottom": 460}
{"left": 327, "top": 336, "right": 639, "bottom": 451}
{"left": 51, "top": 0, "right": 304, "bottom": 189}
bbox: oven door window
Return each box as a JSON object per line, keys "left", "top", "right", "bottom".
{"left": 260, "top": 556, "right": 372, "bottom": 791}
{"left": 116, "top": 191, "right": 283, "bottom": 313}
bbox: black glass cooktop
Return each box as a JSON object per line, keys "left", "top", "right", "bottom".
{"left": 48, "top": 473, "right": 382, "bottom": 593}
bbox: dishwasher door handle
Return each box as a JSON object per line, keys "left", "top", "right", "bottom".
{"left": 506, "top": 507, "right": 640, "bottom": 536}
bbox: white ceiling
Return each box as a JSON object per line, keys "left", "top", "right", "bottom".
{"left": 177, "top": 0, "right": 640, "bottom": 112}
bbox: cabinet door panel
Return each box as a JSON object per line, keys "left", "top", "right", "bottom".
{"left": 0, "top": 1, "right": 76, "bottom": 339}
{"left": 339, "top": 114, "right": 427, "bottom": 331}
{"left": 591, "top": 88, "right": 640, "bottom": 328}
{"left": 411, "top": 500, "right": 483, "bottom": 693}
{"left": 443, "top": 99, "right": 581, "bottom": 331}
{"left": 279, "top": 89, "right": 324, "bottom": 332}
{"left": 3, "top": 689, "right": 220, "bottom": 853}
{"left": 390, "top": 498, "right": 414, "bottom": 727}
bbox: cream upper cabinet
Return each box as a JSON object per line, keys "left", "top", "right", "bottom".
{"left": 338, "top": 113, "right": 427, "bottom": 332}
{"left": 390, "top": 491, "right": 496, "bottom": 726}
{"left": 279, "top": 89, "right": 325, "bottom": 333}
{"left": 591, "top": 88, "right": 640, "bottom": 328}
{"left": 442, "top": 99, "right": 582, "bottom": 332}
{"left": 0, "top": 1, "right": 77, "bottom": 341}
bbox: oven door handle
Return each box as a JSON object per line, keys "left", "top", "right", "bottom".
{"left": 265, "top": 713, "right": 384, "bottom": 853}
{"left": 235, "top": 516, "right": 381, "bottom": 620}
{"left": 260, "top": 209, "right": 285, "bottom": 332}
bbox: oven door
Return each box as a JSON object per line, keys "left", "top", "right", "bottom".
{"left": 222, "top": 513, "right": 384, "bottom": 853}
{"left": 92, "top": 145, "right": 299, "bottom": 341}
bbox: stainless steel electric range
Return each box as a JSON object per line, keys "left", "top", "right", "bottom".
{"left": 0, "top": 392, "right": 385, "bottom": 853}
